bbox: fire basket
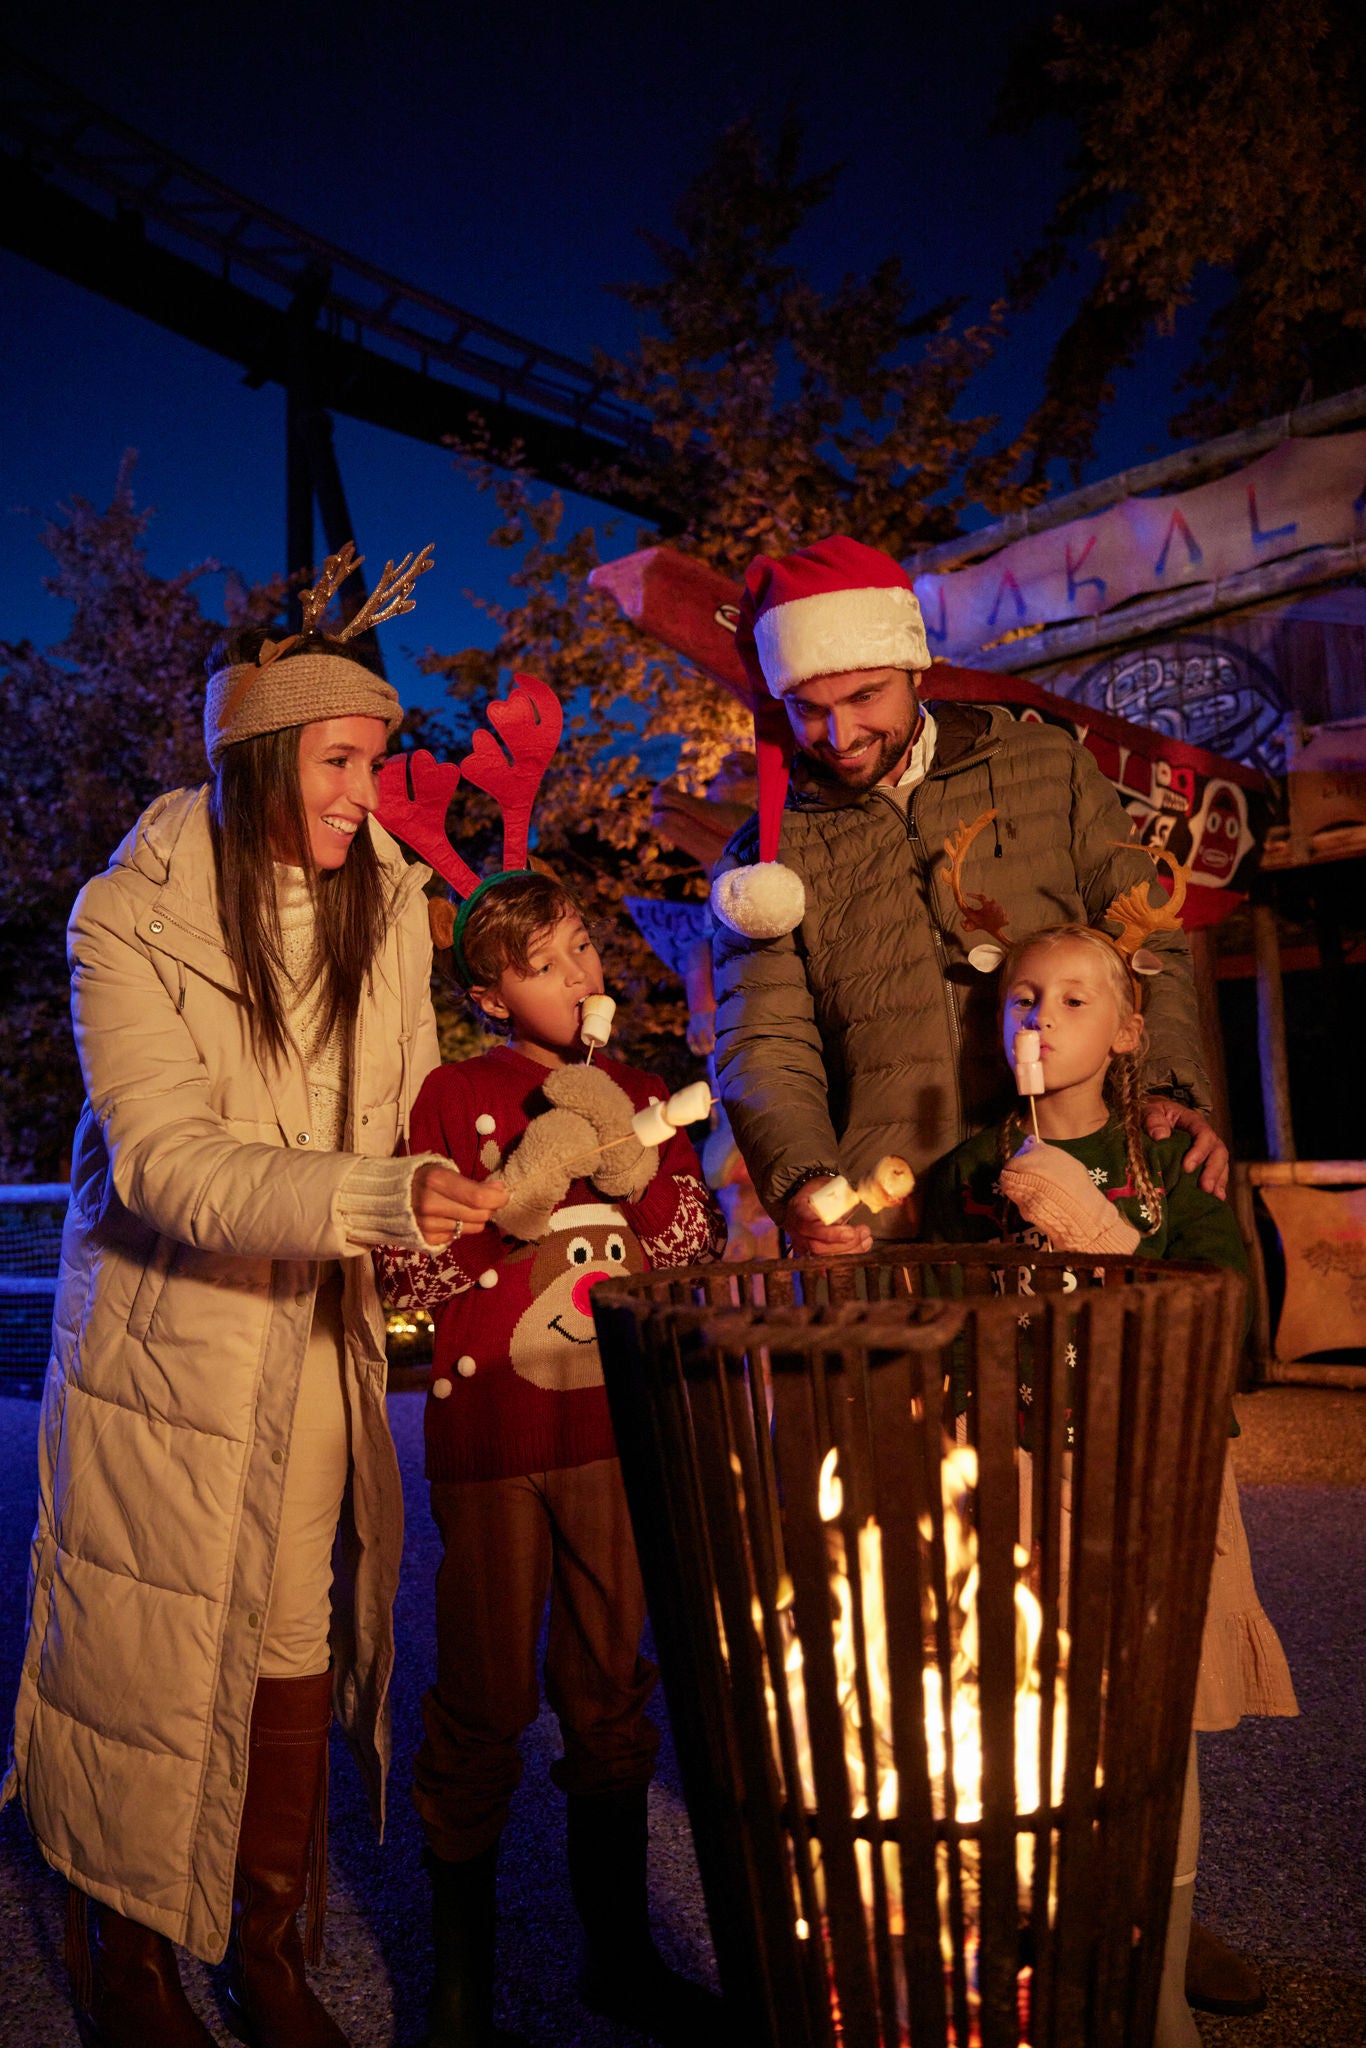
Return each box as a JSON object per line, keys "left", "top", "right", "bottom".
{"left": 592, "top": 1246, "right": 1243, "bottom": 2048}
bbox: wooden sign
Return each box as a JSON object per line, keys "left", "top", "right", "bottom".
{"left": 913, "top": 429, "right": 1366, "bottom": 665}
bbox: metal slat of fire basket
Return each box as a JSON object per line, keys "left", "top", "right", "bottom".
{"left": 593, "top": 1248, "right": 1243, "bottom": 2048}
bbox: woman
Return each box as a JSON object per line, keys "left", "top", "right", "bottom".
{"left": 2, "top": 549, "right": 505, "bottom": 2048}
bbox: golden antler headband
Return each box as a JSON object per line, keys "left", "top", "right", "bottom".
{"left": 252, "top": 541, "right": 436, "bottom": 676}
{"left": 1102, "top": 844, "right": 1191, "bottom": 976}
{"left": 212, "top": 540, "right": 434, "bottom": 740}
{"left": 940, "top": 810, "right": 1192, "bottom": 987}
{"left": 941, "top": 809, "right": 1012, "bottom": 971}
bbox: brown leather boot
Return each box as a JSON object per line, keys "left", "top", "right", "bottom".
{"left": 69, "top": 1889, "right": 217, "bottom": 2048}
{"left": 224, "top": 1669, "right": 349, "bottom": 2048}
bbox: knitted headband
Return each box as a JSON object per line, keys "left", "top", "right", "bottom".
{"left": 204, "top": 652, "right": 403, "bottom": 767}
{"left": 204, "top": 540, "right": 432, "bottom": 768}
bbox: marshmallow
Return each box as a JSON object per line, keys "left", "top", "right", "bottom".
{"left": 808, "top": 1175, "right": 857, "bottom": 1225}
{"left": 663, "top": 1080, "right": 713, "bottom": 1128}
{"left": 631, "top": 1082, "right": 715, "bottom": 1149}
{"left": 1014, "top": 1028, "right": 1045, "bottom": 1098}
{"left": 860, "top": 1156, "right": 916, "bottom": 1214}
{"left": 579, "top": 994, "right": 616, "bottom": 1048}
{"left": 808, "top": 1156, "right": 915, "bottom": 1225}
{"left": 631, "top": 1099, "right": 675, "bottom": 1147}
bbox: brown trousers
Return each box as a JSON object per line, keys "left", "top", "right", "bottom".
{"left": 414, "top": 1456, "right": 660, "bottom": 1862}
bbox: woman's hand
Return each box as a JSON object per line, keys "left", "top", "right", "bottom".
{"left": 411, "top": 1163, "right": 508, "bottom": 1248}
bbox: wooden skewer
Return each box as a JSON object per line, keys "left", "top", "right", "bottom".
{"left": 1019, "top": 1090, "right": 1051, "bottom": 1252}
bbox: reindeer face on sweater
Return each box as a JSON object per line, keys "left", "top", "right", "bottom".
{"left": 508, "top": 1203, "right": 645, "bottom": 1392}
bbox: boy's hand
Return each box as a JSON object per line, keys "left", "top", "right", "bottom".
{"left": 542, "top": 1065, "right": 658, "bottom": 1201}
{"left": 999, "top": 1138, "right": 1140, "bottom": 1255}
{"left": 412, "top": 1163, "right": 508, "bottom": 1248}
{"left": 498, "top": 1107, "right": 598, "bottom": 1240}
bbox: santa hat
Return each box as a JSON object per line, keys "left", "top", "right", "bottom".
{"left": 710, "top": 536, "right": 932, "bottom": 939}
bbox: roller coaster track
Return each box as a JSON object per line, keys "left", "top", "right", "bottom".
{"left": 0, "top": 41, "right": 673, "bottom": 522}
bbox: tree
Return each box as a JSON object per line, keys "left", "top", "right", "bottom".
{"left": 428, "top": 123, "right": 1033, "bottom": 1082}
{"left": 0, "top": 461, "right": 278, "bottom": 1175}
{"left": 998, "top": 0, "right": 1366, "bottom": 476}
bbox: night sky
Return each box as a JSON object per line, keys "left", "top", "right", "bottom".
{"left": 2, "top": 0, "right": 1203, "bottom": 714}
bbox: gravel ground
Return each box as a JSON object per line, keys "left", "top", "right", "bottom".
{"left": 1, "top": 1385, "right": 1361, "bottom": 2045}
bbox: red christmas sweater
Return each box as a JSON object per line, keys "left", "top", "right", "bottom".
{"left": 376, "top": 1044, "right": 726, "bottom": 1483}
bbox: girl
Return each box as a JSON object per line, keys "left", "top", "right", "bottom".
{"left": 4, "top": 556, "right": 503, "bottom": 2048}
{"left": 925, "top": 921, "right": 1297, "bottom": 2048}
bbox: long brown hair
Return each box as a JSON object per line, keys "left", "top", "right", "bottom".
{"left": 997, "top": 923, "right": 1163, "bottom": 1236}
{"left": 208, "top": 629, "right": 392, "bottom": 1063}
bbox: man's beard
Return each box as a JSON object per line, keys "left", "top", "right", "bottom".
{"left": 806, "top": 719, "right": 918, "bottom": 792}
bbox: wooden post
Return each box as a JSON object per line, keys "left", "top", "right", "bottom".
{"left": 1187, "top": 926, "right": 1233, "bottom": 1145}
{"left": 1252, "top": 897, "right": 1295, "bottom": 1161}
{"left": 1229, "top": 1165, "right": 1273, "bottom": 1382}
{"left": 285, "top": 381, "right": 314, "bottom": 631}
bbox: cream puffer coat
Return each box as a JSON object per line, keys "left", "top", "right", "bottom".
{"left": 2, "top": 787, "right": 439, "bottom": 1961}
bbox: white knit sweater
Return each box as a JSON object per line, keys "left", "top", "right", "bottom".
{"left": 274, "top": 865, "right": 435, "bottom": 1250}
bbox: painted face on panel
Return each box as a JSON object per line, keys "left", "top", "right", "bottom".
{"left": 508, "top": 1208, "right": 645, "bottom": 1391}
{"left": 779, "top": 667, "right": 921, "bottom": 791}
{"left": 1002, "top": 937, "right": 1141, "bottom": 1098}
{"left": 296, "top": 716, "right": 389, "bottom": 869}
{"left": 475, "top": 911, "right": 605, "bottom": 1061}
{"left": 1188, "top": 781, "right": 1253, "bottom": 884}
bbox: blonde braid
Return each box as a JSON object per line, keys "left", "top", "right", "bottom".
{"left": 1108, "top": 1051, "right": 1163, "bottom": 1236}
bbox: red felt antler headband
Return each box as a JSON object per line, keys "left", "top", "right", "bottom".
{"left": 375, "top": 672, "right": 564, "bottom": 974}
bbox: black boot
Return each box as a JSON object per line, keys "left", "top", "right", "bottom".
{"left": 566, "top": 1787, "right": 729, "bottom": 2046}
{"left": 1185, "top": 1919, "right": 1267, "bottom": 2016}
{"left": 425, "top": 1845, "right": 527, "bottom": 2048}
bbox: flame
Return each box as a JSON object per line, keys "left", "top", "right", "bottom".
{"left": 756, "top": 1441, "right": 1068, "bottom": 2045}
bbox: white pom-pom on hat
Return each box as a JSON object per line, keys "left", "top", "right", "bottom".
{"left": 710, "top": 862, "right": 806, "bottom": 939}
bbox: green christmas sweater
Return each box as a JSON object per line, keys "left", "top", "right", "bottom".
{"left": 923, "top": 1116, "right": 1247, "bottom": 1441}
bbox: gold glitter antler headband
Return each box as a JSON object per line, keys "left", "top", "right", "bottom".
{"left": 214, "top": 540, "right": 435, "bottom": 734}
{"left": 1104, "top": 844, "right": 1192, "bottom": 977}
{"left": 941, "top": 809, "right": 1012, "bottom": 970}
{"left": 335, "top": 543, "right": 436, "bottom": 639}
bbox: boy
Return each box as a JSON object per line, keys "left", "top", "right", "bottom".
{"left": 377, "top": 871, "right": 725, "bottom": 2048}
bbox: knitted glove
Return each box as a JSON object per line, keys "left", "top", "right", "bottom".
{"left": 495, "top": 1106, "right": 598, "bottom": 1240}
{"left": 998, "top": 1137, "right": 1141, "bottom": 1255}
{"left": 542, "top": 1064, "right": 659, "bottom": 1202}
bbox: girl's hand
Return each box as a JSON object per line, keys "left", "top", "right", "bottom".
{"left": 1000, "top": 1138, "right": 1140, "bottom": 1255}
{"left": 412, "top": 1163, "right": 508, "bottom": 1247}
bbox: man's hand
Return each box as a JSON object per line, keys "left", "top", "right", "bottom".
{"left": 411, "top": 1163, "right": 508, "bottom": 1247}
{"left": 780, "top": 1177, "right": 873, "bottom": 1259}
{"left": 1142, "top": 1098, "right": 1229, "bottom": 1199}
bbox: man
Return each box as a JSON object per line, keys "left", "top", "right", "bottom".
{"left": 710, "top": 534, "right": 1229, "bottom": 1258}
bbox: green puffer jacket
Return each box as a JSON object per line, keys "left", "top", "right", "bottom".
{"left": 712, "top": 702, "right": 1209, "bottom": 1226}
